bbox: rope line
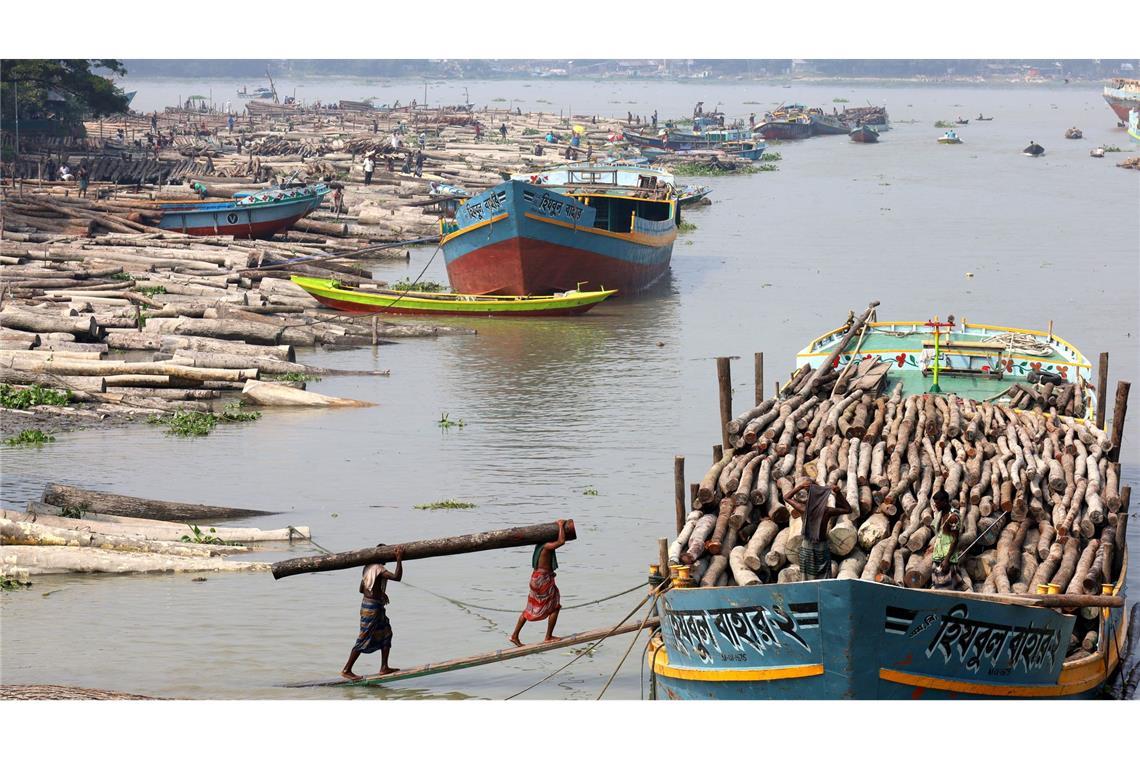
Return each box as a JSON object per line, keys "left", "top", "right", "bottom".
{"left": 596, "top": 583, "right": 665, "bottom": 700}
{"left": 503, "top": 579, "right": 668, "bottom": 701}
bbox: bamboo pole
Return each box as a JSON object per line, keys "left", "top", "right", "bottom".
{"left": 1096, "top": 352, "right": 1109, "bottom": 429}
{"left": 1109, "top": 380, "right": 1130, "bottom": 463}
{"left": 717, "top": 357, "right": 732, "bottom": 452}
{"left": 673, "top": 456, "right": 686, "bottom": 534}
{"left": 754, "top": 351, "right": 764, "bottom": 407}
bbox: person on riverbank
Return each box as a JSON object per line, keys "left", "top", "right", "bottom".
{"left": 510, "top": 519, "right": 567, "bottom": 646}
{"left": 786, "top": 480, "right": 852, "bottom": 580}
{"left": 341, "top": 545, "right": 404, "bottom": 680}
{"left": 77, "top": 164, "right": 89, "bottom": 198}
{"left": 414, "top": 150, "right": 424, "bottom": 177}
{"left": 499, "top": 122, "right": 508, "bottom": 141}
{"left": 362, "top": 154, "right": 375, "bottom": 185}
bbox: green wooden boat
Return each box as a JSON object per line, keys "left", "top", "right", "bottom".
{"left": 291, "top": 275, "right": 615, "bottom": 317}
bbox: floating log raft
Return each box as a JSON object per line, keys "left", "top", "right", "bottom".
{"left": 272, "top": 520, "right": 577, "bottom": 579}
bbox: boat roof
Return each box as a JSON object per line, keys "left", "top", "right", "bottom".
{"left": 796, "top": 320, "right": 1095, "bottom": 415}
{"left": 510, "top": 163, "right": 676, "bottom": 191}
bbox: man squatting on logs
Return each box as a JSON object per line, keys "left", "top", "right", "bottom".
{"left": 342, "top": 545, "right": 405, "bottom": 680}
{"left": 510, "top": 519, "right": 567, "bottom": 646}
{"left": 787, "top": 480, "right": 853, "bottom": 580}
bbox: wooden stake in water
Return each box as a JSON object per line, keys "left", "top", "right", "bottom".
{"left": 716, "top": 356, "right": 732, "bottom": 451}
{"left": 673, "top": 456, "right": 686, "bottom": 534}
{"left": 1109, "top": 380, "right": 1130, "bottom": 463}
{"left": 1097, "top": 352, "right": 1109, "bottom": 430}
{"left": 754, "top": 352, "right": 765, "bottom": 406}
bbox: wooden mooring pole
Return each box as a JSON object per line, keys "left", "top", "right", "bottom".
{"left": 1109, "top": 380, "right": 1130, "bottom": 463}
{"left": 673, "top": 456, "right": 685, "bottom": 534}
{"left": 754, "top": 352, "right": 764, "bottom": 407}
{"left": 716, "top": 356, "right": 732, "bottom": 452}
{"left": 1096, "top": 352, "right": 1109, "bottom": 430}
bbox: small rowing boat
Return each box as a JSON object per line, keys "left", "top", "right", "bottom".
{"left": 290, "top": 275, "right": 616, "bottom": 317}
{"left": 938, "top": 130, "right": 963, "bottom": 144}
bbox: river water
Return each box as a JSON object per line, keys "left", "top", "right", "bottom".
{"left": 2, "top": 80, "right": 1138, "bottom": 700}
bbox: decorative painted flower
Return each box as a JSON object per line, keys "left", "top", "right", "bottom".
{"left": 1030, "top": 362, "right": 1042, "bottom": 372}
{"left": 896, "top": 353, "right": 907, "bottom": 367}
{"left": 1002, "top": 358, "right": 1014, "bottom": 372}
{"left": 832, "top": 356, "right": 841, "bottom": 368}
{"left": 981, "top": 364, "right": 991, "bottom": 372}
{"left": 1058, "top": 365, "right": 1068, "bottom": 379}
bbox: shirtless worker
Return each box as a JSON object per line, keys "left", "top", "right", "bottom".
{"left": 786, "top": 479, "right": 853, "bottom": 580}
{"left": 341, "top": 545, "right": 404, "bottom": 680}
{"left": 510, "top": 519, "right": 567, "bottom": 646}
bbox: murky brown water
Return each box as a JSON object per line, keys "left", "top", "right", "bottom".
{"left": 2, "top": 82, "right": 1137, "bottom": 699}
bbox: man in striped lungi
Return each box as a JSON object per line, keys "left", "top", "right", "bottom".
{"left": 787, "top": 480, "right": 853, "bottom": 580}
{"left": 510, "top": 520, "right": 567, "bottom": 647}
{"left": 341, "top": 545, "right": 404, "bottom": 681}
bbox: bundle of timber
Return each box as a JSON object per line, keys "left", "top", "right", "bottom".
{"left": 671, "top": 353, "right": 1128, "bottom": 660}
{"left": 2, "top": 192, "right": 163, "bottom": 235}
{"left": 998, "top": 378, "right": 1088, "bottom": 417}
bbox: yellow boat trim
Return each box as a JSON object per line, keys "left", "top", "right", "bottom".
{"left": 440, "top": 212, "right": 509, "bottom": 245}
{"left": 648, "top": 640, "right": 823, "bottom": 682}
{"left": 523, "top": 212, "right": 676, "bottom": 246}
{"left": 795, "top": 347, "right": 1087, "bottom": 370}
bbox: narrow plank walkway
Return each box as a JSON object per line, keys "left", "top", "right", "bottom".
{"left": 284, "top": 617, "right": 659, "bottom": 688}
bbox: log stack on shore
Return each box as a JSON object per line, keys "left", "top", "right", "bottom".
{"left": 668, "top": 345, "right": 1129, "bottom": 654}
{"left": 0, "top": 484, "right": 313, "bottom": 578}
{"left": 0, "top": 232, "right": 473, "bottom": 428}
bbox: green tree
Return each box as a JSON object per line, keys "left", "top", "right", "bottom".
{"left": 2, "top": 59, "right": 131, "bottom": 130}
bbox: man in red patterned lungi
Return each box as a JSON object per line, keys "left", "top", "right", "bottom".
{"left": 509, "top": 519, "right": 567, "bottom": 647}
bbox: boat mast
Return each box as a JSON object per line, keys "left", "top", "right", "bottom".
{"left": 926, "top": 316, "right": 954, "bottom": 393}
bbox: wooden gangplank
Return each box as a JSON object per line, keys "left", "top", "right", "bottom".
{"left": 284, "top": 617, "right": 659, "bottom": 688}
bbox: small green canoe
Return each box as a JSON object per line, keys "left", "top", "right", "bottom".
{"left": 291, "top": 276, "right": 616, "bottom": 317}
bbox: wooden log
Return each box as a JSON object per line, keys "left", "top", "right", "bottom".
{"left": 716, "top": 356, "right": 732, "bottom": 451}
{"left": 40, "top": 484, "right": 277, "bottom": 521}
{"left": 0, "top": 309, "right": 101, "bottom": 340}
{"left": 1096, "top": 352, "right": 1108, "bottom": 430}
{"left": 1108, "top": 380, "right": 1129, "bottom": 463}
{"left": 754, "top": 352, "right": 764, "bottom": 407}
{"left": 729, "top": 546, "right": 762, "bottom": 586}
{"left": 240, "top": 379, "right": 373, "bottom": 408}
{"left": 272, "top": 520, "right": 577, "bottom": 580}
{"left": 698, "top": 451, "right": 734, "bottom": 504}
{"left": 0, "top": 545, "right": 269, "bottom": 576}
{"left": 0, "top": 514, "right": 247, "bottom": 557}
{"left": 743, "top": 518, "right": 779, "bottom": 571}
{"left": 1066, "top": 539, "right": 1100, "bottom": 595}
{"left": 0, "top": 368, "right": 107, "bottom": 392}
{"left": 706, "top": 498, "right": 733, "bottom": 555}
{"left": 160, "top": 335, "right": 296, "bottom": 362}
{"left": 171, "top": 317, "right": 284, "bottom": 346}
{"left": 668, "top": 511, "right": 700, "bottom": 564}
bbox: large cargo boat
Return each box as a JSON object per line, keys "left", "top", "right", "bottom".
{"left": 754, "top": 114, "right": 813, "bottom": 140}
{"left": 1104, "top": 78, "right": 1140, "bottom": 124}
{"left": 156, "top": 183, "right": 328, "bottom": 238}
{"left": 440, "top": 165, "right": 678, "bottom": 295}
{"left": 649, "top": 310, "right": 1129, "bottom": 699}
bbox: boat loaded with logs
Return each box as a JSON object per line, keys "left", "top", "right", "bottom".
{"left": 647, "top": 302, "right": 1132, "bottom": 699}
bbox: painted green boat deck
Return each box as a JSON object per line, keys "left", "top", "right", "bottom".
{"left": 886, "top": 372, "right": 1007, "bottom": 400}
{"left": 852, "top": 331, "right": 1069, "bottom": 364}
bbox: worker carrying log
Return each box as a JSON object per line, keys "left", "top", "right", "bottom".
{"left": 341, "top": 545, "right": 405, "bottom": 681}
{"left": 509, "top": 519, "right": 568, "bottom": 647}
{"left": 788, "top": 480, "right": 853, "bottom": 580}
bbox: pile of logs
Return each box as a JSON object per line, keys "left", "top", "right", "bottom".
{"left": 1002, "top": 379, "right": 1087, "bottom": 417}
{"left": 0, "top": 233, "right": 475, "bottom": 424}
{"left": 669, "top": 311, "right": 1130, "bottom": 657}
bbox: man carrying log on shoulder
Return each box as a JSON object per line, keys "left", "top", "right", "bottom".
{"left": 931, "top": 511, "right": 966, "bottom": 591}
{"left": 510, "top": 519, "right": 567, "bottom": 647}
{"left": 787, "top": 480, "right": 852, "bottom": 580}
{"left": 341, "top": 545, "right": 404, "bottom": 681}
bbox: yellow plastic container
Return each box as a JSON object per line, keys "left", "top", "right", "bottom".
{"left": 1046, "top": 583, "right": 1062, "bottom": 594}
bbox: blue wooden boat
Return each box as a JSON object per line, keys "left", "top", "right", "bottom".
{"left": 677, "top": 185, "right": 712, "bottom": 206}
{"left": 440, "top": 164, "right": 678, "bottom": 296}
{"left": 155, "top": 183, "right": 329, "bottom": 238}
{"left": 1128, "top": 108, "right": 1139, "bottom": 143}
{"left": 649, "top": 314, "right": 1128, "bottom": 699}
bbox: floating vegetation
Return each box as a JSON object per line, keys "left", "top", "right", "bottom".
{"left": 582, "top": 487, "right": 599, "bottom": 496}
{"left": 268, "top": 372, "right": 321, "bottom": 383}
{"left": 833, "top": 97, "right": 849, "bottom": 103}
{"left": 148, "top": 403, "right": 260, "bottom": 437}
{"left": 670, "top": 163, "right": 763, "bottom": 177}
{"left": 0, "top": 384, "right": 71, "bottom": 410}
{"left": 677, "top": 221, "right": 698, "bottom": 233}
{"left": 1102, "top": 145, "right": 1123, "bottom": 153}
{"left": 109, "top": 272, "right": 133, "bottom": 281}
{"left": 491, "top": 97, "right": 507, "bottom": 102}
{"left": 4, "top": 429, "right": 55, "bottom": 446}
{"left": 414, "top": 500, "right": 478, "bottom": 511}
{"left": 60, "top": 504, "right": 86, "bottom": 519}
{"left": 393, "top": 278, "right": 448, "bottom": 293}
{"left": 1, "top": 576, "right": 32, "bottom": 591}
{"left": 934, "top": 120, "right": 955, "bottom": 128}
{"left": 742, "top": 101, "right": 761, "bottom": 105}
{"left": 181, "top": 525, "right": 240, "bottom": 546}
{"left": 758, "top": 151, "right": 782, "bottom": 162}
{"left": 437, "top": 412, "right": 466, "bottom": 429}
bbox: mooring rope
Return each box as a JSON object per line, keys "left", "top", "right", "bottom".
{"left": 595, "top": 583, "right": 666, "bottom": 700}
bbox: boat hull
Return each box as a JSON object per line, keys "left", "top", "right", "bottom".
{"left": 809, "top": 114, "right": 850, "bottom": 135}
{"left": 755, "top": 121, "right": 812, "bottom": 140}
{"left": 442, "top": 181, "right": 675, "bottom": 295}
{"left": 157, "top": 193, "right": 325, "bottom": 239}
{"left": 1104, "top": 81, "right": 1140, "bottom": 123}
{"left": 651, "top": 579, "right": 1125, "bottom": 699}
{"left": 850, "top": 125, "right": 879, "bottom": 143}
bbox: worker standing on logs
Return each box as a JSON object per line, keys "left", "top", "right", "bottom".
{"left": 787, "top": 480, "right": 852, "bottom": 580}
{"left": 362, "top": 153, "right": 375, "bottom": 186}
{"left": 931, "top": 511, "right": 965, "bottom": 591}
{"left": 341, "top": 545, "right": 405, "bottom": 681}
{"left": 509, "top": 519, "right": 567, "bottom": 647}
